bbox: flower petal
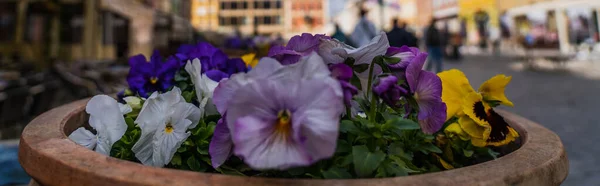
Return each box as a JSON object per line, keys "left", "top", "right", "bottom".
{"left": 213, "top": 57, "right": 284, "bottom": 115}
{"left": 290, "top": 79, "right": 344, "bottom": 161}
{"left": 478, "top": 74, "right": 514, "bottom": 107}
{"left": 68, "top": 127, "right": 97, "bottom": 150}
{"left": 232, "top": 115, "right": 312, "bottom": 170}
{"left": 437, "top": 69, "right": 476, "bottom": 120}
{"left": 153, "top": 121, "right": 192, "bottom": 167}
{"left": 405, "top": 53, "right": 427, "bottom": 92}
{"left": 209, "top": 118, "right": 232, "bottom": 168}
{"left": 85, "top": 95, "right": 127, "bottom": 153}
{"left": 458, "top": 116, "right": 489, "bottom": 140}
{"left": 170, "top": 102, "right": 201, "bottom": 129}
{"left": 136, "top": 88, "right": 182, "bottom": 131}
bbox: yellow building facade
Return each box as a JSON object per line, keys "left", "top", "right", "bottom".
{"left": 458, "top": 0, "right": 499, "bottom": 44}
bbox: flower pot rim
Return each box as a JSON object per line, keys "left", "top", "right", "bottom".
{"left": 19, "top": 98, "right": 569, "bottom": 186}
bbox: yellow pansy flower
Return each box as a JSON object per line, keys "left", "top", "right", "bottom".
{"left": 241, "top": 53, "right": 259, "bottom": 68}
{"left": 437, "top": 69, "right": 475, "bottom": 121}
{"left": 444, "top": 122, "right": 470, "bottom": 141}
{"left": 479, "top": 75, "right": 514, "bottom": 107}
{"left": 460, "top": 94, "right": 519, "bottom": 147}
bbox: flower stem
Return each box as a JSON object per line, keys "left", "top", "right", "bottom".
{"left": 366, "top": 60, "right": 377, "bottom": 99}
{"left": 346, "top": 106, "right": 352, "bottom": 119}
{"left": 366, "top": 57, "right": 378, "bottom": 122}
{"left": 369, "top": 94, "right": 377, "bottom": 122}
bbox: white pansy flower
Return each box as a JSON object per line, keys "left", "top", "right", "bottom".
{"left": 185, "top": 58, "right": 219, "bottom": 116}
{"left": 131, "top": 87, "right": 201, "bottom": 167}
{"left": 68, "top": 95, "right": 128, "bottom": 155}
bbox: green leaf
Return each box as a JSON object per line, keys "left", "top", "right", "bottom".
{"left": 340, "top": 120, "right": 368, "bottom": 135}
{"left": 344, "top": 57, "right": 356, "bottom": 67}
{"left": 335, "top": 140, "right": 352, "bottom": 153}
{"left": 418, "top": 143, "right": 442, "bottom": 154}
{"left": 387, "top": 117, "right": 420, "bottom": 130}
{"left": 463, "top": 149, "right": 474, "bottom": 157}
{"left": 186, "top": 156, "right": 206, "bottom": 172}
{"left": 352, "top": 145, "right": 386, "bottom": 177}
{"left": 171, "top": 154, "right": 182, "bottom": 166}
{"left": 340, "top": 154, "right": 353, "bottom": 166}
{"left": 177, "top": 145, "right": 187, "bottom": 153}
{"left": 350, "top": 74, "right": 362, "bottom": 91}
{"left": 124, "top": 117, "right": 135, "bottom": 129}
{"left": 197, "top": 145, "right": 209, "bottom": 155}
{"left": 182, "top": 91, "right": 195, "bottom": 103}
{"left": 382, "top": 161, "right": 408, "bottom": 176}
{"left": 382, "top": 56, "right": 402, "bottom": 64}
{"left": 353, "top": 64, "right": 369, "bottom": 73}
{"left": 174, "top": 70, "right": 189, "bottom": 81}
{"left": 217, "top": 166, "right": 246, "bottom": 176}
{"left": 322, "top": 167, "right": 352, "bottom": 179}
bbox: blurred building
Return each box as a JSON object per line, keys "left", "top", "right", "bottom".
{"left": 289, "top": 0, "right": 328, "bottom": 36}
{"left": 503, "top": 0, "right": 600, "bottom": 54}
{"left": 458, "top": 0, "right": 499, "bottom": 45}
{"left": 0, "top": 0, "right": 196, "bottom": 69}
{"left": 190, "top": 0, "right": 328, "bottom": 37}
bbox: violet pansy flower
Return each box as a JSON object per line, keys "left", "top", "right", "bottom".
{"left": 372, "top": 75, "right": 409, "bottom": 109}
{"left": 386, "top": 46, "right": 426, "bottom": 70}
{"left": 405, "top": 53, "right": 447, "bottom": 134}
{"left": 127, "top": 51, "right": 179, "bottom": 98}
{"left": 176, "top": 42, "right": 248, "bottom": 82}
{"left": 330, "top": 63, "right": 358, "bottom": 106}
{"left": 226, "top": 77, "right": 344, "bottom": 170}
{"left": 209, "top": 53, "right": 344, "bottom": 169}
{"left": 267, "top": 33, "right": 330, "bottom": 65}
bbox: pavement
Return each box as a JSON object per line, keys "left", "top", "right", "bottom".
{"left": 441, "top": 55, "right": 600, "bottom": 186}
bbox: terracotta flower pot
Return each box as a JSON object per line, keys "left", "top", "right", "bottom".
{"left": 19, "top": 98, "right": 569, "bottom": 186}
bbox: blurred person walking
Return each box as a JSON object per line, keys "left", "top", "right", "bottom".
{"left": 386, "top": 19, "right": 418, "bottom": 47}
{"left": 332, "top": 23, "right": 351, "bottom": 45}
{"left": 350, "top": 8, "right": 377, "bottom": 47}
{"left": 425, "top": 19, "right": 443, "bottom": 73}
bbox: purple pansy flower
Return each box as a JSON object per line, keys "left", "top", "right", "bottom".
{"left": 404, "top": 52, "right": 446, "bottom": 134}
{"left": 386, "top": 46, "right": 425, "bottom": 70}
{"left": 267, "top": 33, "right": 330, "bottom": 65}
{"left": 209, "top": 117, "right": 231, "bottom": 168}
{"left": 209, "top": 53, "right": 343, "bottom": 169}
{"left": 127, "top": 51, "right": 179, "bottom": 98}
{"left": 330, "top": 63, "right": 358, "bottom": 105}
{"left": 226, "top": 77, "right": 343, "bottom": 170}
{"left": 372, "top": 75, "right": 409, "bottom": 109}
{"left": 176, "top": 42, "right": 248, "bottom": 82}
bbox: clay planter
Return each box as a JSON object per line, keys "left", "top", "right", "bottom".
{"left": 19, "top": 98, "right": 568, "bottom": 186}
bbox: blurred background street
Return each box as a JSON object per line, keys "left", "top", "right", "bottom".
{"left": 1, "top": 0, "right": 600, "bottom": 185}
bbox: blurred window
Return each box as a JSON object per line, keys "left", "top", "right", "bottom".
{"left": 231, "top": 2, "right": 238, "bottom": 10}
{"left": 254, "top": 1, "right": 260, "bottom": 9}
{"left": 0, "top": 2, "right": 16, "bottom": 42}
{"left": 243, "top": 2, "right": 248, "bottom": 9}
{"left": 220, "top": 2, "right": 226, "bottom": 10}
{"left": 219, "top": 16, "right": 245, "bottom": 26}
{"left": 60, "top": 3, "right": 84, "bottom": 44}
{"left": 275, "top": 0, "right": 282, "bottom": 9}
{"left": 263, "top": 1, "right": 270, "bottom": 9}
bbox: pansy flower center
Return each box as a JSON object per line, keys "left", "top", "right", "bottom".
{"left": 165, "top": 123, "right": 174, "bottom": 134}
{"left": 275, "top": 109, "right": 292, "bottom": 136}
{"left": 150, "top": 77, "right": 159, "bottom": 84}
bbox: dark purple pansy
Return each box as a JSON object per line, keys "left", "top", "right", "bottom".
{"left": 176, "top": 42, "right": 248, "bottom": 82}
{"left": 404, "top": 51, "right": 446, "bottom": 134}
{"left": 386, "top": 46, "right": 427, "bottom": 71}
{"left": 372, "top": 75, "right": 408, "bottom": 109}
{"left": 267, "top": 33, "right": 330, "bottom": 65}
{"left": 329, "top": 63, "right": 357, "bottom": 105}
{"left": 126, "top": 51, "right": 179, "bottom": 98}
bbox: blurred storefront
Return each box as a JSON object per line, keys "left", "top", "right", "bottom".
{"left": 0, "top": 0, "right": 196, "bottom": 70}
{"left": 505, "top": 0, "right": 600, "bottom": 54}
{"left": 458, "top": 0, "right": 499, "bottom": 46}
{"left": 432, "top": 0, "right": 461, "bottom": 35}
